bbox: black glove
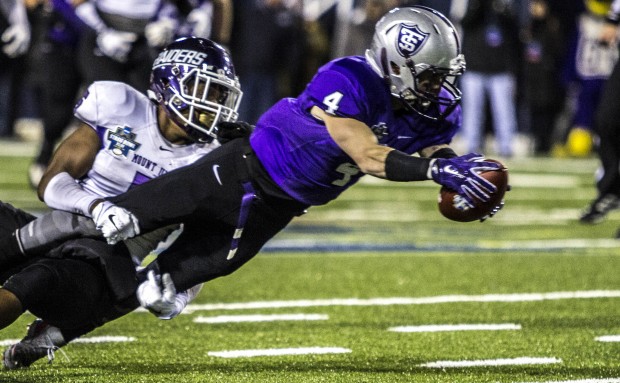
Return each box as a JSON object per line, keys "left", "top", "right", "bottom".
{"left": 216, "top": 121, "right": 254, "bottom": 144}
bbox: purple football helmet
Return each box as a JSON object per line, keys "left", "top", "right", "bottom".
{"left": 149, "top": 37, "right": 242, "bottom": 142}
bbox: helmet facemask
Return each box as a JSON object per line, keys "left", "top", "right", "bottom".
{"left": 165, "top": 67, "right": 241, "bottom": 142}
{"left": 365, "top": 6, "right": 466, "bottom": 121}
{"left": 391, "top": 54, "right": 465, "bottom": 120}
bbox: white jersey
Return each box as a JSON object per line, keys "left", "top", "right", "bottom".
{"left": 74, "top": 81, "right": 219, "bottom": 198}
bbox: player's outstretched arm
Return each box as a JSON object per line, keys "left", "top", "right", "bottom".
{"left": 315, "top": 106, "right": 501, "bottom": 207}
{"left": 38, "top": 123, "right": 102, "bottom": 216}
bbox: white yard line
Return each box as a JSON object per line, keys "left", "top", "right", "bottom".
{"left": 0, "top": 336, "right": 135, "bottom": 346}
{"left": 513, "top": 379, "right": 620, "bottom": 383}
{"left": 595, "top": 335, "right": 620, "bottom": 342}
{"left": 388, "top": 323, "right": 521, "bottom": 333}
{"left": 194, "top": 313, "right": 329, "bottom": 323}
{"left": 420, "top": 357, "right": 562, "bottom": 368}
{"left": 208, "top": 347, "right": 351, "bottom": 358}
{"left": 182, "top": 290, "right": 620, "bottom": 313}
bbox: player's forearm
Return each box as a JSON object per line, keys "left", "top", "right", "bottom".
{"left": 17, "top": 210, "right": 100, "bottom": 256}
{"left": 42, "top": 172, "right": 101, "bottom": 216}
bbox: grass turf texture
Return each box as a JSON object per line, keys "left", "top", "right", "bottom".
{"left": 0, "top": 153, "right": 619, "bottom": 383}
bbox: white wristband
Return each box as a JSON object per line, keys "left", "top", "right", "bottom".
{"left": 43, "top": 172, "right": 100, "bottom": 217}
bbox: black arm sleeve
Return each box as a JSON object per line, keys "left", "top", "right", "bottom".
{"left": 384, "top": 150, "right": 433, "bottom": 182}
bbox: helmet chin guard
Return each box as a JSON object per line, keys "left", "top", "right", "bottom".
{"left": 365, "top": 6, "right": 466, "bottom": 120}
{"left": 149, "top": 37, "right": 243, "bottom": 142}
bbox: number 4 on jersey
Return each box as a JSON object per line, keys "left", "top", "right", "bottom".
{"left": 323, "top": 92, "right": 344, "bottom": 114}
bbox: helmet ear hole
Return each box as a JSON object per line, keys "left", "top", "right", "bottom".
{"left": 390, "top": 62, "right": 401, "bottom": 75}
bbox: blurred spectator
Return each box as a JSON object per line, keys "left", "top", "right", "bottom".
{"left": 338, "top": 0, "right": 394, "bottom": 57}
{"left": 1, "top": 0, "right": 31, "bottom": 58}
{"left": 0, "top": 0, "right": 31, "bottom": 138}
{"left": 559, "top": 0, "right": 619, "bottom": 158}
{"left": 521, "top": 0, "right": 565, "bottom": 155}
{"left": 74, "top": 0, "right": 181, "bottom": 92}
{"left": 230, "top": 0, "right": 304, "bottom": 124}
{"left": 175, "top": 0, "right": 233, "bottom": 45}
{"left": 459, "top": 0, "right": 521, "bottom": 158}
{"left": 26, "top": 0, "right": 87, "bottom": 188}
{"left": 579, "top": 0, "right": 620, "bottom": 225}
{"left": 331, "top": 0, "right": 397, "bottom": 58}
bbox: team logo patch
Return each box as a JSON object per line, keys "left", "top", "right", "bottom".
{"left": 108, "top": 126, "right": 140, "bottom": 157}
{"left": 396, "top": 24, "right": 430, "bottom": 57}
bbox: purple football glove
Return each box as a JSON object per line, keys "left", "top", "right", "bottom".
{"left": 430, "top": 153, "right": 502, "bottom": 208}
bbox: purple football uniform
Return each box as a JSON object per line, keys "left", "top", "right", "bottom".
{"left": 250, "top": 56, "right": 462, "bottom": 206}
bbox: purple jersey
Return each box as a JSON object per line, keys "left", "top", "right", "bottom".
{"left": 250, "top": 56, "right": 462, "bottom": 206}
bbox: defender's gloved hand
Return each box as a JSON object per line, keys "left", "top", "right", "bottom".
{"left": 216, "top": 121, "right": 254, "bottom": 144}
{"left": 137, "top": 271, "right": 178, "bottom": 319}
{"left": 91, "top": 201, "right": 140, "bottom": 244}
{"left": 96, "top": 29, "right": 137, "bottom": 62}
{"left": 431, "top": 153, "right": 502, "bottom": 208}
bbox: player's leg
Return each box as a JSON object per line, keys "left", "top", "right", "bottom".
{"left": 0, "top": 209, "right": 100, "bottom": 268}
{"left": 0, "top": 201, "right": 37, "bottom": 267}
{"left": 2, "top": 255, "right": 136, "bottom": 369}
{"left": 581, "top": 67, "right": 620, "bottom": 224}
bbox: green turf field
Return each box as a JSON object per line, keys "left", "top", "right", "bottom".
{"left": 0, "top": 152, "right": 619, "bottom": 383}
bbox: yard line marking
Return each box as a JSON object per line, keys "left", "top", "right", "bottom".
{"left": 0, "top": 335, "right": 135, "bottom": 346}
{"left": 208, "top": 347, "right": 351, "bottom": 358}
{"left": 514, "top": 379, "right": 620, "bottom": 383}
{"left": 420, "top": 357, "right": 561, "bottom": 368}
{"left": 263, "top": 238, "right": 620, "bottom": 252}
{"left": 194, "top": 313, "right": 329, "bottom": 323}
{"left": 182, "top": 290, "right": 620, "bottom": 313}
{"left": 595, "top": 335, "right": 620, "bottom": 342}
{"left": 388, "top": 323, "right": 521, "bottom": 333}
{"left": 72, "top": 336, "right": 136, "bottom": 343}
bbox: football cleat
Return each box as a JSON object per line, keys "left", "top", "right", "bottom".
{"left": 579, "top": 194, "right": 619, "bottom": 224}
{"left": 3, "top": 319, "right": 66, "bottom": 369}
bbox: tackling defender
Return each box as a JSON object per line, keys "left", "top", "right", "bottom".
{"left": 0, "top": 36, "right": 244, "bottom": 368}
{"left": 0, "top": 6, "right": 504, "bottom": 368}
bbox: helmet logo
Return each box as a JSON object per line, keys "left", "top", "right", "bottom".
{"left": 396, "top": 24, "right": 429, "bottom": 58}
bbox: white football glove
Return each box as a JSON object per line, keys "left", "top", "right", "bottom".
{"left": 2, "top": 22, "right": 30, "bottom": 58}
{"left": 145, "top": 18, "right": 177, "bottom": 48}
{"left": 137, "top": 271, "right": 178, "bottom": 319}
{"left": 96, "top": 29, "right": 137, "bottom": 62}
{"left": 91, "top": 201, "right": 140, "bottom": 245}
{"left": 186, "top": 6, "right": 212, "bottom": 38}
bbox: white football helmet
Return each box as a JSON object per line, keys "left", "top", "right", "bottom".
{"left": 365, "top": 6, "right": 466, "bottom": 120}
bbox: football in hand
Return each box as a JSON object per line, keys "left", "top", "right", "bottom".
{"left": 437, "top": 160, "right": 509, "bottom": 222}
